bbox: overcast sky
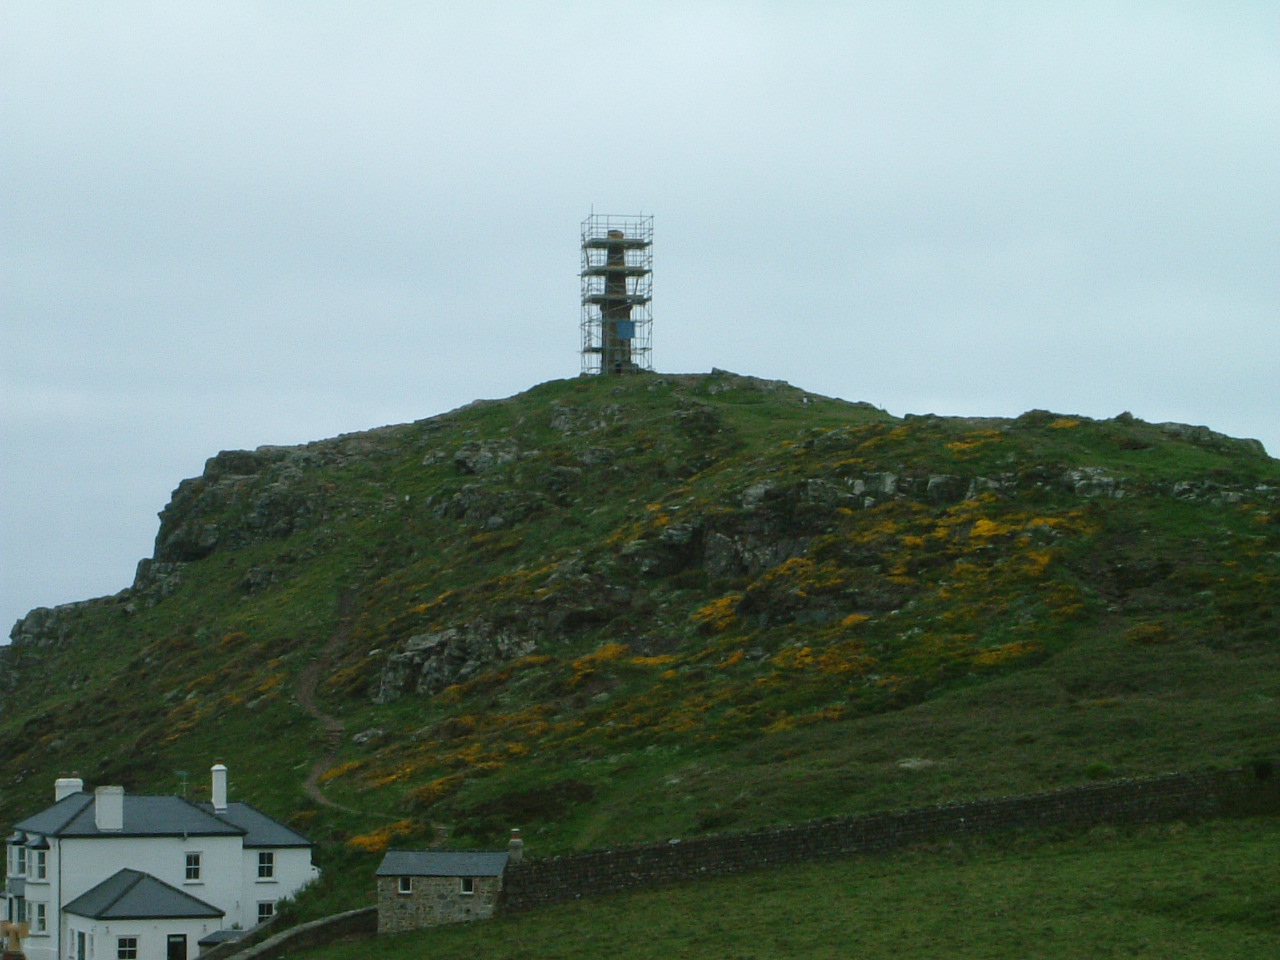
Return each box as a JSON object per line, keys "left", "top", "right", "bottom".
{"left": 3, "top": 2, "right": 1277, "bottom": 636}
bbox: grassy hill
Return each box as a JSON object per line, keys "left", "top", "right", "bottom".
{"left": 2, "top": 370, "right": 1277, "bottom": 914}
{"left": 299, "top": 817, "right": 1280, "bottom": 960}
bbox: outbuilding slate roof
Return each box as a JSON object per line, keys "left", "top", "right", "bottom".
{"left": 63, "top": 869, "right": 224, "bottom": 920}
{"left": 15, "top": 794, "right": 244, "bottom": 839}
{"left": 376, "top": 850, "right": 510, "bottom": 878}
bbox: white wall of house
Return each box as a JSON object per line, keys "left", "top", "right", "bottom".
{"left": 59, "top": 836, "right": 243, "bottom": 923}
{"left": 238, "top": 847, "right": 316, "bottom": 920}
{"left": 13, "top": 839, "right": 62, "bottom": 960}
{"left": 63, "top": 915, "right": 218, "bottom": 960}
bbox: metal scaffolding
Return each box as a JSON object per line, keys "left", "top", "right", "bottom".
{"left": 581, "top": 214, "right": 652, "bottom": 375}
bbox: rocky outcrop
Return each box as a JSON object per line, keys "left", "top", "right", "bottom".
{"left": 1157, "top": 422, "right": 1269, "bottom": 458}
{"left": 131, "top": 559, "right": 186, "bottom": 604}
{"left": 453, "top": 440, "right": 520, "bottom": 475}
{"left": 375, "top": 622, "right": 538, "bottom": 703}
{"left": 8, "top": 600, "right": 102, "bottom": 649}
{"left": 550, "top": 403, "right": 625, "bottom": 434}
{"left": 428, "top": 484, "right": 551, "bottom": 531}
{"left": 1062, "top": 467, "right": 1128, "bottom": 499}
{"left": 153, "top": 446, "right": 322, "bottom": 563}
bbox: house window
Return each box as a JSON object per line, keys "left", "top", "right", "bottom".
{"left": 117, "top": 937, "right": 137, "bottom": 960}
{"left": 33, "top": 902, "right": 47, "bottom": 933}
{"left": 397, "top": 877, "right": 412, "bottom": 895}
{"left": 184, "top": 852, "right": 201, "bottom": 881}
{"left": 15, "top": 847, "right": 25, "bottom": 876}
{"left": 257, "top": 901, "right": 275, "bottom": 924}
{"left": 459, "top": 877, "right": 475, "bottom": 896}
{"left": 33, "top": 850, "right": 47, "bottom": 880}
{"left": 257, "top": 851, "right": 275, "bottom": 879}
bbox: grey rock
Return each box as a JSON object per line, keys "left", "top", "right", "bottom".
{"left": 867, "top": 472, "right": 898, "bottom": 496}
{"left": 375, "top": 622, "right": 537, "bottom": 703}
{"left": 1063, "top": 467, "right": 1126, "bottom": 498}
{"left": 741, "top": 482, "right": 776, "bottom": 510}
{"left": 576, "top": 447, "right": 615, "bottom": 467}
{"left": 925, "top": 475, "right": 966, "bottom": 503}
{"left": 453, "top": 440, "right": 519, "bottom": 475}
{"left": 967, "top": 475, "right": 1018, "bottom": 498}
{"left": 658, "top": 521, "right": 700, "bottom": 546}
{"left": 237, "top": 566, "right": 278, "bottom": 594}
{"left": 1158, "top": 422, "right": 1268, "bottom": 457}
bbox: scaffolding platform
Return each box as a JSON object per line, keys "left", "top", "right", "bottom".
{"left": 580, "top": 214, "right": 653, "bottom": 375}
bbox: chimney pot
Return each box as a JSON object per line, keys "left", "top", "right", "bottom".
{"left": 508, "top": 827, "right": 524, "bottom": 863}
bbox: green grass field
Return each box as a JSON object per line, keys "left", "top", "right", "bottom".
{"left": 298, "top": 816, "right": 1280, "bottom": 960}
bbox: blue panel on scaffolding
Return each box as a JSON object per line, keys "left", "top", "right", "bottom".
{"left": 616, "top": 320, "right": 636, "bottom": 340}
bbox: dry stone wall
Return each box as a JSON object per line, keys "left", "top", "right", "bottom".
{"left": 503, "top": 765, "right": 1277, "bottom": 912}
{"left": 211, "top": 908, "right": 377, "bottom": 960}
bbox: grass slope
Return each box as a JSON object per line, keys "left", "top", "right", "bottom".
{"left": 301, "top": 817, "right": 1280, "bottom": 960}
{"left": 1, "top": 371, "right": 1277, "bottom": 917}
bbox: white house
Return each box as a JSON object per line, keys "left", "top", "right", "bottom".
{"left": 3, "top": 765, "right": 318, "bottom": 960}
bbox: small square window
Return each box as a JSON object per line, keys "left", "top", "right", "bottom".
{"left": 397, "top": 877, "right": 412, "bottom": 895}
{"left": 257, "top": 901, "right": 275, "bottom": 924}
{"left": 257, "top": 851, "right": 275, "bottom": 879}
{"left": 185, "top": 852, "right": 201, "bottom": 881}
{"left": 460, "top": 877, "right": 475, "bottom": 896}
{"left": 117, "top": 937, "right": 137, "bottom": 960}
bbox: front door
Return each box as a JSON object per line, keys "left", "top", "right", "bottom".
{"left": 166, "top": 935, "right": 187, "bottom": 960}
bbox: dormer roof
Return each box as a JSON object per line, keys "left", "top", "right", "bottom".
{"left": 64, "top": 869, "right": 224, "bottom": 920}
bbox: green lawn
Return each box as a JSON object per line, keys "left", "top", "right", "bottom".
{"left": 300, "top": 816, "right": 1280, "bottom": 960}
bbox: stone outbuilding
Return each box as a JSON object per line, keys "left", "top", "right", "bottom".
{"left": 375, "top": 850, "right": 511, "bottom": 933}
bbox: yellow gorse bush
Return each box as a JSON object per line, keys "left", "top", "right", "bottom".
{"left": 692, "top": 595, "right": 743, "bottom": 633}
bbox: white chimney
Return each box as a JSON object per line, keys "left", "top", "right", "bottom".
{"left": 508, "top": 827, "right": 524, "bottom": 863}
{"left": 95, "top": 786, "right": 124, "bottom": 831}
{"left": 211, "top": 763, "right": 228, "bottom": 812}
{"left": 55, "top": 777, "right": 85, "bottom": 802}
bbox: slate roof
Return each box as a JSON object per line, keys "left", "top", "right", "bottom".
{"left": 63, "top": 869, "right": 224, "bottom": 920}
{"left": 194, "top": 801, "right": 312, "bottom": 848}
{"left": 15, "top": 794, "right": 244, "bottom": 839}
{"left": 12, "top": 793, "right": 94, "bottom": 836}
{"left": 376, "top": 850, "right": 510, "bottom": 878}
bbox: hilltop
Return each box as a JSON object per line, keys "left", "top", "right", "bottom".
{"left": 2, "top": 370, "right": 1278, "bottom": 911}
